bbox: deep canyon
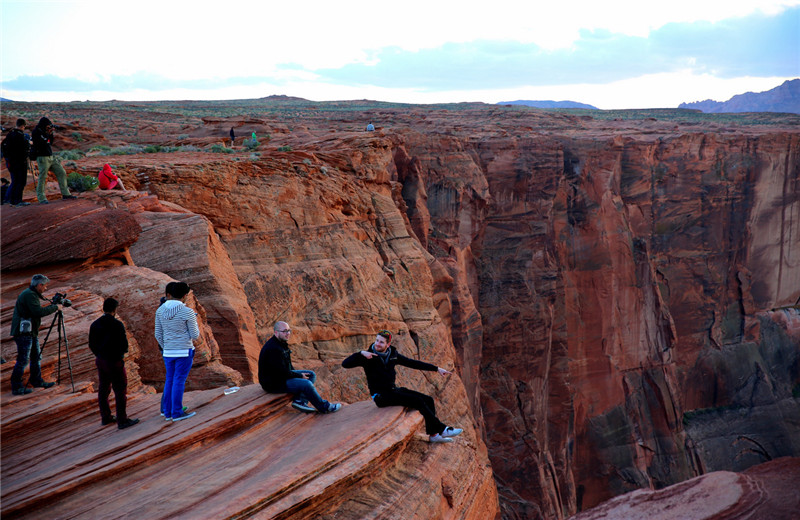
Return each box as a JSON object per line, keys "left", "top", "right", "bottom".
{"left": 1, "top": 99, "right": 799, "bottom": 519}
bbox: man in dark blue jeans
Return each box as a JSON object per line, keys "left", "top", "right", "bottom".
{"left": 9, "top": 274, "right": 61, "bottom": 395}
{"left": 258, "top": 321, "right": 341, "bottom": 413}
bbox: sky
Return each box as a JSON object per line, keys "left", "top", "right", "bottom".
{"left": 1, "top": 0, "right": 799, "bottom": 109}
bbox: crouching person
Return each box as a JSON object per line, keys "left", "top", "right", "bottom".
{"left": 342, "top": 330, "right": 462, "bottom": 443}
{"left": 258, "top": 321, "right": 341, "bottom": 413}
{"left": 89, "top": 297, "right": 139, "bottom": 430}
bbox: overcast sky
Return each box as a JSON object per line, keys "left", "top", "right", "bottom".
{"left": 1, "top": 0, "right": 798, "bottom": 109}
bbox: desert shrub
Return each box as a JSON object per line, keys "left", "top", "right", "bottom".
{"left": 302, "top": 158, "right": 312, "bottom": 166}
{"left": 144, "top": 145, "right": 163, "bottom": 153}
{"left": 209, "top": 144, "right": 234, "bottom": 154}
{"left": 244, "top": 139, "right": 259, "bottom": 150}
{"left": 277, "top": 145, "right": 293, "bottom": 152}
{"left": 70, "top": 131, "right": 84, "bottom": 142}
{"left": 178, "top": 134, "right": 189, "bottom": 140}
{"left": 56, "top": 149, "right": 85, "bottom": 161}
{"left": 106, "top": 145, "right": 145, "bottom": 155}
{"left": 66, "top": 172, "right": 99, "bottom": 192}
{"left": 320, "top": 166, "right": 328, "bottom": 175}
{"left": 89, "top": 145, "right": 111, "bottom": 153}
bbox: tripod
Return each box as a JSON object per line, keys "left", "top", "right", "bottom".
{"left": 40, "top": 310, "right": 76, "bottom": 392}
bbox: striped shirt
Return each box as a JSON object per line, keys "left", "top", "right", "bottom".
{"left": 155, "top": 300, "right": 200, "bottom": 357}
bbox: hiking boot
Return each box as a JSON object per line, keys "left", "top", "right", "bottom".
{"left": 39, "top": 200, "right": 49, "bottom": 204}
{"left": 429, "top": 433, "right": 454, "bottom": 443}
{"left": 441, "top": 426, "right": 463, "bottom": 438}
{"left": 172, "top": 411, "right": 196, "bottom": 422}
{"left": 291, "top": 402, "right": 316, "bottom": 413}
{"left": 326, "top": 403, "right": 342, "bottom": 413}
{"left": 118, "top": 418, "right": 140, "bottom": 430}
{"left": 62, "top": 195, "right": 77, "bottom": 199}
{"left": 32, "top": 381, "right": 55, "bottom": 389}
{"left": 12, "top": 388, "right": 33, "bottom": 396}
{"left": 101, "top": 415, "right": 117, "bottom": 426}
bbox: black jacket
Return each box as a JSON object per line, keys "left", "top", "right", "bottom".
{"left": 258, "top": 336, "right": 302, "bottom": 392}
{"left": 1, "top": 128, "right": 30, "bottom": 168}
{"left": 341, "top": 345, "right": 438, "bottom": 395}
{"left": 31, "top": 118, "right": 54, "bottom": 158}
{"left": 89, "top": 314, "right": 129, "bottom": 361}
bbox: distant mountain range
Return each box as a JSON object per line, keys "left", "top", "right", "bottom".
{"left": 498, "top": 100, "right": 598, "bottom": 109}
{"left": 679, "top": 79, "right": 800, "bottom": 114}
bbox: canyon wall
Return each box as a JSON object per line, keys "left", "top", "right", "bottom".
{"left": 2, "top": 103, "right": 798, "bottom": 518}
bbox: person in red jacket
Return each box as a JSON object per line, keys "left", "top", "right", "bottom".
{"left": 98, "top": 164, "right": 126, "bottom": 190}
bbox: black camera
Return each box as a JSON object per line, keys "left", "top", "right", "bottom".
{"left": 51, "top": 292, "right": 73, "bottom": 307}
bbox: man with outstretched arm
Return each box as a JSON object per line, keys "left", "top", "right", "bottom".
{"left": 258, "top": 321, "right": 341, "bottom": 414}
{"left": 341, "top": 330, "right": 462, "bottom": 443}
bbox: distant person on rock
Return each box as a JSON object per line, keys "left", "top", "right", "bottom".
{"left": 342, "top": 330, "right": 462, "bottom": 443}
{"left": 31, "top": 117, "right": 76, "bottom": 204}
{"left": 89, "top": 297, "right": 139, "bottom": 430}
{"left": 230, "top": 127, "right": 235, "bottom": 148}
{"left": 366, "top": 123, "right": 375, "bottom": 131}
{"left": 9, "top": 274, "right": 60, "bottom": 395}
{"left": 1, "top": 118, "right": 32, "bottom": 206}
{"left": 98, "top": 164, "right": 126, "bottom": 190}
{"left": 155, "top": 282, "right": 200, "bottom": 422}
{"left": 258, "top": 321, "right": 341, "bottom": 414}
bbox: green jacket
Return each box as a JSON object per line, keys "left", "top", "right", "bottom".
{"left": 10, "top": 287, "right": 58, "bottom": 337}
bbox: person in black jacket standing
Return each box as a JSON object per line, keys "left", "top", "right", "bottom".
{"left": 31, "top": 117, "right": 75, "bottom": 204}
{"left": 88, "top": 298, "right": 139, "bottom": 430}
{"left": 258, "top": 321, "right": 341, "bottom": 413}
{"left": 342, "top": 330, "right": 463, "bottom": 443}
{"left": 0, "top": 118, "right": 31, "bottom": 206}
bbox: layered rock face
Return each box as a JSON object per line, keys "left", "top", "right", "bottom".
{"left": 2, "top": 102, "right": 798, "bottom": 519}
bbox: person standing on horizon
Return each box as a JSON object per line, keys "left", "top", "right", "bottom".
{"left": 31, "top": 117, "right": 76, "bottom": 204}
{"left": 230, "top": 127, "right": 235, "bottom": 148}
{"left": 342, "top": 330, "right": 462, "bottom": 443}
{"left": 89, "top": 297, "right": 139, "bottom": 430}
{"left": 155, "top": 282, "right": 200, "bottom": 422}
{"left": 258, "top": 321, "right": 341, "bottom": 414}
{"left": 1, "top": 118, "right": 31, "bottom": 206}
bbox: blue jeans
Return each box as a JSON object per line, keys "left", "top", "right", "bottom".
{"left": 11, "top": 335, "right": 44, "bottom": 391}
{"left": 163, "top": 351, "right": 194, "bottom": 419}
{"left": 284, "top": 370, "right": 330, "bottom": 412}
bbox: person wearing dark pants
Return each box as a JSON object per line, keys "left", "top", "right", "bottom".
{"left": 1, "top": 118, "right": 31, "bottom": 206}
{"left": 9, "top": 274, "right": 61, "bottom": 395}
{"left": 258, "top": 321, "right": 341, "bottom": 413}
{"left": 31, "top": 117, "right": 75, "bottom": 204}
{"left": 342, "top": 330, "right": 463, "bottom": 443}
{"left": 89, "top": 297, "right": 139, "bottom": 430}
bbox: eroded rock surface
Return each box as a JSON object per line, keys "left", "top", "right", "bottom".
{"left": 2, "top": 100, "right": 799, "bottom": 519}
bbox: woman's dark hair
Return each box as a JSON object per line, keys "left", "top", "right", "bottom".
{"left": 167, "top": 281, "right": 191, "bottom": 299}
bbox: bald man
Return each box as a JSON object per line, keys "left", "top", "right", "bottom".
{"left": 258, "top": 321, "right": 341, "bottom": 413}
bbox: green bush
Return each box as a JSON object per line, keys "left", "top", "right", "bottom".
{"left": 56, "top": 149, "right": 85, "bottom": 161}
{"left": 244, "top": 139, "right": 259, "bottom": 150}
{"left": 277, "top": 145, "right": 293, "bottom": 152}
{"left": 67, "top": 172, "right": 99, "bottom": 192}
{"left": 209, "top": 144, "right": 234, "bottom": 154}
{"left": 89, "top": 145, "right": 111, "bottom": 153}
{"left": 70, "top": 131, "right": 84, "bottom": 142}
{"left": 144, "top": 145, "right": 163, "bottom": 153}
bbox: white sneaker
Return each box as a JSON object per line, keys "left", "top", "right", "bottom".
{"left": 326, "top": 403, "right": 342, "bottom": 413}
{"left": 441, "top": 426, "right": 463, "bottom": 438}
{"left": 429, "top": 433, "right": 454, "bottom": 443}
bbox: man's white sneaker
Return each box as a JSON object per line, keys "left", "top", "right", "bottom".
{"left": 326, "top": 403, "right": 342, "bottom": 413}
{"left": 441, "top": 426, "right": 463, "bottom": 438}
{"left": 429, "top": 433, "right": 454, "bottom": 443}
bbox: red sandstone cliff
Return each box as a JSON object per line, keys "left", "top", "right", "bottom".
{"left": 1, "top": 101, "right": 798, "bottom": 519}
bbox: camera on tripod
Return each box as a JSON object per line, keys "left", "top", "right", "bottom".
{"left": 51, "top": 292, "right": 72, "bottom": 307}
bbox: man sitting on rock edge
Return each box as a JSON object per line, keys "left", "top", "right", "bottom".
{"left": 258, "top": 321, "right": 341, "bottom": 414}
{"left": 341, "top": 330, "right": 463, "bottom": 443}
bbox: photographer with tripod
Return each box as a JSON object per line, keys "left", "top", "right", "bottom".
{"left": 9, "top": 274, "right": 61, "bottom": 395}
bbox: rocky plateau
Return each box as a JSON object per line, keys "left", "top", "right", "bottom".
{"left": 1, "top": 99, "right": 798, "bottom": 519}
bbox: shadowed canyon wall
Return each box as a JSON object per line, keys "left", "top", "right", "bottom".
{"left": 2, "top": 103, "right": 798, "bottom": 519}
